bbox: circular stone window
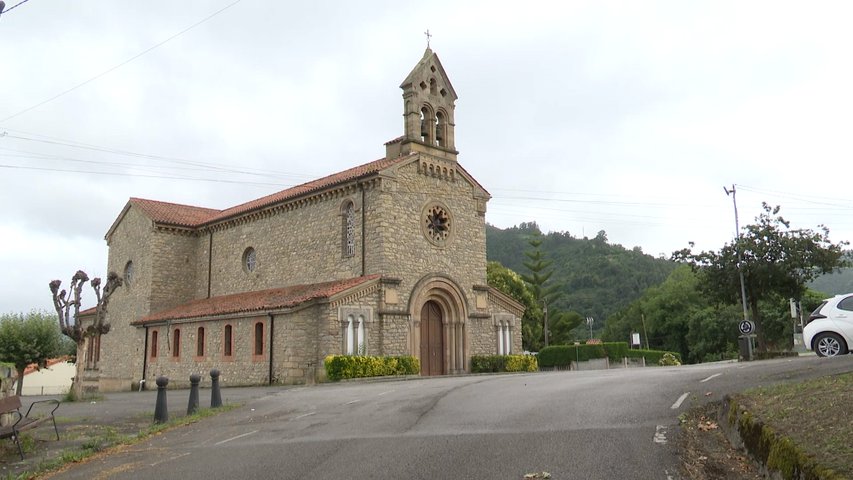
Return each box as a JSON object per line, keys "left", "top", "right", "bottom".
{"left": 422, "top": 203, "right": 452, "bottom": 246}
{"left": 124, "top": 261, "right": 134, "bottom": 286}
{"left": 242, "top": 247, "right": 257, "bottom": 272}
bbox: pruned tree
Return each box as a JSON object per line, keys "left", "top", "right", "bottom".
{"left": 0, "top": 311, "right": 63, "bottom": 396}
{"left": 49, "top": 270, "right": 122, "bottom": 399}
{"left": 673, "top": 203, "right": 848, "bottom": 350}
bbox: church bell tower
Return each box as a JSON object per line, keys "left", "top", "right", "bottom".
{"left": 386, "top": 48, "right": 459, "bottom": 161}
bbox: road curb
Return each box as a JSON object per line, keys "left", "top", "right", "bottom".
{"left": 719, "top": 395, "right": 843, "bottom": 479}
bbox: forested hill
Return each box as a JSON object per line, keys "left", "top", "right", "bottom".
{"left": 486, "top": 222, "right": 677, "bottom": 325}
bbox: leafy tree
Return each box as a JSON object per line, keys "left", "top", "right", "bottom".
{"left": 0, "top": 311, "right": 63, "bottom": 396}
{"left": 49, "top": 270, "right": 122, "bottom": 399}
{"left": 548, "top": 310, "right": 583, "bottom": 345}
{"left": 487, "top": 261, "right": 543, "bottom": 351}
{"left": 673, "top": 204, "right": 848, "bottom": 350}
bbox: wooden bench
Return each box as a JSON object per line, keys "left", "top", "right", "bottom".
{"left": 0, "top": 395, "right": 60, "bottom": 460}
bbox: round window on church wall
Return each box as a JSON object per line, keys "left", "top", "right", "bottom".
{"left": 242, "top": 247, "right": 257, "bottom": 273}
{"left": 422, "top": 203, "right": 452, "bottom": 246}
{"left": 124, "top": 261, "right": 134, "bottom": 286}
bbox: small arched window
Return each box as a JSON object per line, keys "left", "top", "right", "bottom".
{"left": 224, "top": 325, "right": 233, "bottom": 357}
{"left": 254, "top": 322, "right": 264, "bottom": 356}
{"left": 197, "top": 327, "right": 205, "bottom": 357}
{"left": 345, "top": 315, "right": 355, "bottom": 355}
{"left": 429, "top": 78, "right": 437, "bottom": 95}
{"left": 150, "top": 330, "right": 158, "bottom": 358}
{"left": 342, "top": 201, "right": 355, "bottom": 258}
{"left": 172, "top": 329, "right": 181, "bottom": 358}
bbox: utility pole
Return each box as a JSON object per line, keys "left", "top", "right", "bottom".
{"left": 542, "top": 301, "right": 549, "bottom": 347}
{"left": 724, "top": 185, "right": 749, "bottom": 323}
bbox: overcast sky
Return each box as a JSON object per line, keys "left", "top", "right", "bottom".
{"left": 2, "top": 1, "right": 852, "bottom": 314}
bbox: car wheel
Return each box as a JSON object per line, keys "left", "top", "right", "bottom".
{"left": 814, "top": 332, "right": 848, "bottom": 357}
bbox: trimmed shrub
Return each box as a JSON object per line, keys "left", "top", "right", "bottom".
{"left": 538, "top": 342, "right": 631, "bottom": 368}
{"left": 505, "top": 354, "right": 538, "bottom": 372}
{"left": 324, "top": 355, "right": 420, "bottom": 381}
{"left": 626, "top": 349, "right": 683, "bottom": 365}
{"left": 471, "top": 354, "right": 538, "bottom": 373}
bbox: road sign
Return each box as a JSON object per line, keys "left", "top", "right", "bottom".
{"left": 739, "top": 320, "right": 755, "bottom": 335}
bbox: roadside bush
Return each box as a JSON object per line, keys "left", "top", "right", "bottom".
{"left": 658, "top": 352, "right": 682, "bottom": 366}
{"left": 471, "top": 354, "right": 538, "bottom": 373}
{"left": 538, "top": 342, "right": 631, "bottom": 368}
{"left": 324, "top": 355, "right": 419, "bottom": 381}
{"left": 626, "top": 349, "right": 683, "bottom": 365}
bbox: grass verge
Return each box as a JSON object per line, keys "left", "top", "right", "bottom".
{"left": 728, "top": 372, "right": 853, "bottom": 479}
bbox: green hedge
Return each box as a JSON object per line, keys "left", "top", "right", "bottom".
{"left": 324, "top": 355, "right": 420, "bottom": 381}
{"left": 538, "top": 342, "right": 631, "bottom": 367}
{"left": 470, "top": 354, "right": 538, "bottom": 373}
{"left": 626, "top": 349, "right": 683, "bottom": 365}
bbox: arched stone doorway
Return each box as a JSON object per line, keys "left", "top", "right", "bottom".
{"left": 409, "top": 275, "right": 468, "bottom": 375}
{"left": 420, "top": 300, "right": 444, "bottom": 376}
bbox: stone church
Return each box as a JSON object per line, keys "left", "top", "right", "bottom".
{"left": 85, "top": 49, "right": 524, "bottom": 392}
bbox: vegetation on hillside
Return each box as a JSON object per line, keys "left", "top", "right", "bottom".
{"left": 486, "top": 222, "right": 676, "bottom": 338}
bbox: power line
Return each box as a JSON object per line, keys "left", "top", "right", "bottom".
{"left": 0, "top": 0, "right": 30, "bottom": 15}
{"left": 0, "top": 131, "right": 319, "bottom": 181}
{"left": 0, "top": 0, "right": 245, "bottom": 123}
{"left": 0, "top": 164, "right": 289, "bottom": 188}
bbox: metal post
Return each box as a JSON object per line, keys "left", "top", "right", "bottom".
{"left": 210, "top": 369, "right": 222, "bottom": 408}
{"left": 725, "top": 185, "right": 750, "bottom": 324}
{"left": 586, "top": 317, "right": 594, "bottom": 340}
{"left": 187, "top": 373, "right": 200, "bottom": 415}
{"left": 153, "top": 376, "right": 169, "bottom": 423}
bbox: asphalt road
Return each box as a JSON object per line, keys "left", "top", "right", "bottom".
{"left": 52, "top": 355, "right": 853, "bottom": 480}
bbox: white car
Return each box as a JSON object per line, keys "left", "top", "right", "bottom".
{"left": 804, "top": 293, "right": 853, "bottom": 357}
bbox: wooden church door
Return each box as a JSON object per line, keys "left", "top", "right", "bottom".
{"left": 420, "top": 301, "right": 445, "bottom": 376}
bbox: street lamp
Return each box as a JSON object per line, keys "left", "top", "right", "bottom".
{"left": 586, "top": 316, "right": 594, "bottom": 340}
{"left": 542, "top": 301, "right": 549, "bottom": 347}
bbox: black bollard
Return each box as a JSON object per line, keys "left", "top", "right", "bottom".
{"left": 153, "top": 376, "right": 169, "bottom": 423}
{"left": 210, "top": 369, "right": 222, "bottom": 408}
{"left": 187, "top": 373, "right": 201, "bottom": 415}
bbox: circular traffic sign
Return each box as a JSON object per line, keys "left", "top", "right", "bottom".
{"left": 739, "top": 320, "right": 755, "bottom": 335}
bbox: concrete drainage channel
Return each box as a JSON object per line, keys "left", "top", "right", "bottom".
{"left": 718, "top": 396, "right": 840, "bottom": 479}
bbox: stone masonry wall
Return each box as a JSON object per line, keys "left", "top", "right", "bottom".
{"left": 99, "top": 206, "right": 155, "bottom": 390}
{"left": 365, "top": 154, "right": 487, "bottom": 313}
{"left": 206, "top": 188, "right": 364, "bottom": 298}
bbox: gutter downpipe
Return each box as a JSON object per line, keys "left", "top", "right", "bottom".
{"left": 207, "top": 231, "right": 213, "bottom": 298}
{"left": 268, "top": 313, "right": 275, "bottom": 385}
{"left": 141, "top": 326, "right": 149, "bottom": 391}
{"left": 361, "top": 182, "right": 366, "bottom": 276}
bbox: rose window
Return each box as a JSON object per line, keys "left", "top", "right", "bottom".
{"left": 424, "top": 205, "right": 451, "bottom": 243}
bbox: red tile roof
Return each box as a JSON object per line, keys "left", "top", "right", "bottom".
{"left": 130, "top": 155, "right": 415, "bottom": 229}
{"left": 130, "top": 198, "right": 221, "bottom": 228}
{"left": 132, "top": 275, "right": 381, "bottom": 324}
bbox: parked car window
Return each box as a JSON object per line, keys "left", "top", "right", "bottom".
{"left": 838, "top": 296, "right": 853, "bottom": 312}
